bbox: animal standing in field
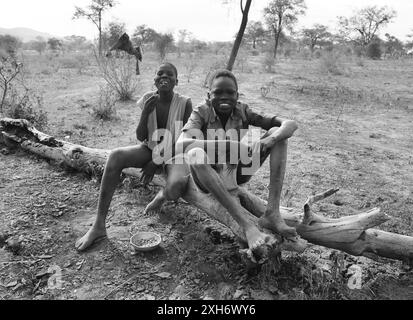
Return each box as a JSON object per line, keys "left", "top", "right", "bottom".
{"left": 106, "top": 33, "right": 143, "bottom": 75}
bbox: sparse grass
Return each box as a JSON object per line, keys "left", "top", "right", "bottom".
{"left": 57, "top": 54, "right": 90, "bottom": 74}
{"left": 73, "top": 123, "right": 88, "bottom": 130}
{"left": 91, "top": 85, "right": 118, "bottom": 121}
{"left": 355, "top": 57, "right": 365, "bottom": 67}
{"left": 319, "top": 51, "right": 345, "bottom": 75}
{"left": 3, "top": 87, "right": 48, "bottom": 129}
{"left": 182, "top": 52, "right": 199, "bottom": 83}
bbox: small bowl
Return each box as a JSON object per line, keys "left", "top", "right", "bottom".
{"left": 130, "top": 231, "right": 162, "bottom": 252}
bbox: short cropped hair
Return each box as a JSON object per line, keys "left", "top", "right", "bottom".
{"left": 160, "top": 62, "right": 178, "bottom": 78}
{"left": 208, "top": 69, "right": 238, "bottom": 90}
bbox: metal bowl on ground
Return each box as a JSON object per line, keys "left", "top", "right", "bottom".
{"left": 130, "top": 231, "right": 162, "bottom": 252}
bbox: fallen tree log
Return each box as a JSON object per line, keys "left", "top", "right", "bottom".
{"left": 1, "top": 118, "right": 412, "bottom": 265}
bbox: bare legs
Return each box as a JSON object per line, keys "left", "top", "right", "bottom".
{"left": 75, "top": 144, "right": 152, "bottom": 251}
{"left": 143, "top": 155, "right": 190, "bottom": 213}
{"left": 257, "top": 139, "right": 297, "bottom": 238}
{"left": 187, "top": 148, "right": 270, "bottom": 251}
{"left": 186, "top": 127, "right": 297, "bottom": 246}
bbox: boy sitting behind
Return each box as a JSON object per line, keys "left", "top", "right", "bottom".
{"left": 75, "top": 63, "right": 192, "bottom": 251}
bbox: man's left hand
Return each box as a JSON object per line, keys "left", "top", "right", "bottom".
{"left": 259, "top": 136, "right": 276, "bottom": 154}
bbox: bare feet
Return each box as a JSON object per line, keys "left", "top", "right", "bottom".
{"left": 259, "top": 213, "right": 297, "bottom": 239}
{"left": 143, "top": 190, "right": 166, "bottom": 214}
{"left": 245, "top": 226, "right": 272, "bottom": 262}
{"left": 75, "top": 225, "right": 107, "bottom": 252}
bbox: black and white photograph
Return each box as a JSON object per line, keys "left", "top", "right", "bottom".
{"left": 0, "top": 0, "right": 412, "bottom": 304}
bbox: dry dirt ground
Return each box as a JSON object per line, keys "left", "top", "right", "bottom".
{"left": 0, "top": 52, "right": 412, "bottom": 300}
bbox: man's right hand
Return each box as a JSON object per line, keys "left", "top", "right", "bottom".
{"left": 142, "top": 93, "right": 159, "bottom": 115}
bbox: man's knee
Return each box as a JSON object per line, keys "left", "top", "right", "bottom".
{"left": 187, "top": 148, "right": 209, "bottom": 168}
{"left": 106, "top": 149, "right": 127, "bottom": 172}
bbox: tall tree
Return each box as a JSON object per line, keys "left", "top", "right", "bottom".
{"left": 406, "top": 30, "right": 413, "bottom": 51}
{"left": 264, "top": 0, "right": 306, "bottom": 58}
{"left": 47, "top": 38, "right": 63, "bottom": 52}
{"left": 383, "top": 33, "right": 404, "bottom": 57}
{"left": 337, "top": 5, "right": 396, "bottom": 47}
{"left": 63, "top": 35, "right": 89, "bottom": 52}
{"left": 177, "top": 29, "right": 192, "bottom": 57}
{"left": 30, "top": 36, "right": 47, "bottom": 55}
{"left": 0, "top": 35, "right": 22, "bottom": 58}
{"left": 226, "top": 0, "right": 252, "bottom": 71}
{"left": 301, "top": 24, "right": 331, "bottom": 53}
{"left": 73, "top": 0, "right": 116, "bottom": 56}
{"left": 132, "top": 25, "right": 158, "bottom": 45}
{"left": 245, "top": 21, "right": 265, "bottom": 49}
{"left": 154, "top": 33, "right": 174, "bottom": 60}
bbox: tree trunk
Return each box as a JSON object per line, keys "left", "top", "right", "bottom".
{"left": 0, "top": 85, "right": 7, "bottom": 114}
{"left": 274, "top": 30, "right": 281, "bottom": 59}
{"left": 1, "top": 117, "right": 412, "bottom": 266}
{"left": 226, "top": 0, "right": 252, "bottom": 71}
{"left": 98, "top": 10, "right": 102, "bottom": 57}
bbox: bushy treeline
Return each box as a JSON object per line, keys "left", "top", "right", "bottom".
{"left": 1, "top": 1, "right": 413, "bottom": 61}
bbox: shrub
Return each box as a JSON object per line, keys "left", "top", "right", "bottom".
{"left": 92, "top": 85, "right": 118, "bottom": 121}
{"left": 4, "top": 87, "right": 48, "bottom": 129}
{"left": 366, "top": 42, "right": 382, "bottom": 60}
{"left": 283, "top": 48, "right": 293, "bottom": 58}
{"left": 95, "top": 52, "right": 139, "bottom": 101}
{"left": 1, "top": 54, "right": 48, "bottom": 129}
{"left": 319, "top": 51, "right": 344, "bottom": 75}
{"left": 262, "top": 52, "right": 276, "bottom": 73}
{"left": 353, "top": 46, "right": 365, "bottom": 57}
{"left": 355, "top": 57, "right": 365, "bottom": 67}
{"left": 251, "top": 50, "right": 260, "bottom": 56}
{"left": 313, "top": 50, "right": 322, "bottom": 59}
{"left": 297, "top": 48, "right": 311, "bottom": 60}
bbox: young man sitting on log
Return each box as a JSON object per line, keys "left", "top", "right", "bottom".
{"left": 75, "top": 62, "right": 192, "bottom": 251}
{"left": 148, "top": 69, "right": 299, "bottom": 255}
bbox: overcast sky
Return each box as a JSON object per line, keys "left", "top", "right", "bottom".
{"left": 1, "top": 0, "right": 412, "bottom": 41}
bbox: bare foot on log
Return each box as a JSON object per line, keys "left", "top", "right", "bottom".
{"left": 245, "top": 226, "right": 272, "bottom": 262}
{"left": 75, "top": 225, "right": 107, "bottom": 251}
{"left": 259, "top": 213, "right": 297, "bottom": 239}
{"left": 143, "top": 190, "right": 166, "bottom": 214}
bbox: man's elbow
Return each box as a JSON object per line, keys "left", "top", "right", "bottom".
{"left": 176, "top": 137, "right": 195, "bottom": 153}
